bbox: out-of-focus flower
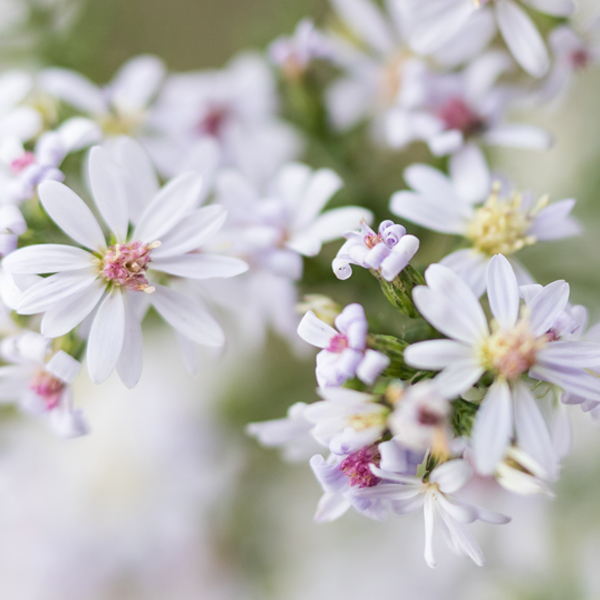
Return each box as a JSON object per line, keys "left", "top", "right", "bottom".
{"left": 0, "top": 70, "right": 45, "bottom": 142}
{"left": 0, "top": 331, "right": 86, "bottom": 437}
{"left": 297, "top": 295, "right": 341, "bottom": 326}
{"left": 391, "top": 155, "right": 579, "bottom": 296}
{"left": 333, "top": 218, "right": 419, "bottom": 281}
{"left": 3, "top": 141, "right": 247, "bottom": 386}
{"left": 404, "top": 256, "right": 600, "bottom": 476}
{"left": 269, "top": 18, "right": 334, "bottom": 80}
{"left": 148, "top": 53, "right": 301, "bottom": 182}
{"left": 216, "top": 162, "right": 372, "bottom": 280}
{"left": 39, "top": 55, "right": 165, "bottom": 143}
{"left": 310, "top": 450, "right": 388, "bottom": 522}
{"left": 304, "top": 387, "right": 389, "bottom": 455}
{"left": 386, "top": 51, "right": 552, "bottom": 156}
{"left": 403, "top": 0, "right": 575, "bottom": 77}
{"left": 298, "top": 303, "right": 390, "bottom": 387}
{"left": 495, "top": 446, "right": 555, "bottom": 496}
{"left": 357, "top": 459, "right": 510, "bottom": 568}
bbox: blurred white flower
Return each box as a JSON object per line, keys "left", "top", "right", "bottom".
{"left": 0, "top": 70, "right": 45, "bottom": 142}
{"left": 0, "top": 331, "right": 86, "bottom": 437}
{"left": 298, "top": 303, "right": 390, "bottom": 387}
{"left": 404, "top": 255, "right": 600, "bottom": 476}
{"left": 333, "top": 218, "right": 419, "bottom": 281}
{"left": 3, "top": 141, "right": 247, "bottom": 386}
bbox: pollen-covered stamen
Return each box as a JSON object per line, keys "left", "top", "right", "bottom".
{"left": 466, "top": 185, "right": 547, "bottom": 256}
{"left": 10, "top": 152, "right": 36, "bottom": 174}
{"left": 438, "top": 97, "right": 486, "bottom": 136}
{"left": 327, "top": 334, "right": 349, "bottom": 353}
{"left": 340, "top": 446, "right": 381, "bottom": 488}
{"left": 101, "top": 240, "right": 160, "bottom": 293}
{"left": 478, "top": 317, "right": 547, "bottom": 380}
{"left": 30, "top": 370, "right": 64, "bottom": 410}
{"left": 364, "top": 232, "right": 382, "bottom": 249}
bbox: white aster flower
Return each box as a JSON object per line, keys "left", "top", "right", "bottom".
{"left": 386, "top": 50, "right": 552, "bottom": 155}
{"left": 246, "top": 402, "right": 320, "bottom": 462}
{"left": 304, "top": 387, "right": 389, "bottom": 455}
{"left": 404, "top": 255, "right": 600, "bottom": 476}
{"left": 333, "top": 218, "right": 420, "bottom": 282}
{"left": 298, "top": 303, "right": 390, "bottom": 387}
{"left": 356, "top": 459, "right": 510, "bottom": 568}
{"left": 216, "top": 162, "right": 372, "bottom": 280}
{"left": 403, "top": 0, "right": 575, "bottom": 77}
{"left": 148, "top": 52, "right": 301, "bottom": 182}
{"left": 3, "top": 141, "right": 247, "bottom": 386}
{"left": 0, "top": 331, "right": 87, "bottom": 437}
{"left": 310, "top": 448, "right": 388, "bottom": 522}
{"left": 494, "top": 445, "right": 555, "bottom": 496}
{"left": 39, "top": 55, "right": 165, "bottom": 143}
{"left": 391, "top": 154, "right": 580, "bottom": 296}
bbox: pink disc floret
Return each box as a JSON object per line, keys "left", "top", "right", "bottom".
{"left": 101, "top": 240, "right": 160, "bottom": 292}
{"left": 340, "top": 446, "right": 381, "bottom": 488}
{"left": 328, "top": 333, "right": 349, "bottom": 353}
{"left": 30, "top": 370, "right": 64, "bottom": 410}
{"left": 10, "top": 152, "right": 36, "bottom": 174}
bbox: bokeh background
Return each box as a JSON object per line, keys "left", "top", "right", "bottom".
{"left": 2, "top": 0, "right": 600, "bottom": 598}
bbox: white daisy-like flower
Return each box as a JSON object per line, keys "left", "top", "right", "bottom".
{"left": 391, "top": 150, "right": 580, "bottom": 296}
{"left": 356, "top": 459, "right": 510, "bottom": 568}
{"left": 404, "top": 255, "right": 600, "bottom": 476}
{"left": 403, "top": 0, "right": 576, "bottom": 77}
{"left": 3, "top": 141, "right": 248, "bottom": 387}
{"left": 0, "top": 331, "right": 86, "bottom": 438}
{"left": 215, "top": 162, "right": 372, "bottom": 281}
{"left": 386, "top": 51, "right": 552, "bottom": 156}
{"left": 333, "top": 218, "right": 420, "bottom": 282}
{"left": 39, "top": 55, "right": 165, "bottom": 143}
{"left": 298, "top": 303, "right": 390, "bottom": 387}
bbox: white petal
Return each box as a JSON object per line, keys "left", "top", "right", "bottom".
{"left": 404, "top": 164, "right": 455, "bottom": 198}
{"left": 495, "top": 0, "right": 549, "bottom": 77}
{"left": 487, "top": 254, "right": 519, "bottom": 329}
{"left": 150, "top": 284, "right": 224, "bottom": 347}
{"left": 403, "top": 339, "right": 473, "bottom": 370}
{"left": 529, "top": 199, "right": 580, "bottom": 241}
{"left": 439, "top": 249, "right": 488, "bottom": 297}
{"left": 108, "top": 55, "right": 165, "bottom": 113}
{"left": 292, "top": 168, "right": 343, "bottom": 232}
{"left": 512, "top": 382, "right": 556, "bottom": 480}
{"left": 2, "top": 244, "right": 92, "bottom": 274}
{"left": 41, "top": 279, "right": 105, "bottom": 338}
{"left": 315, "top": 491, "right": 351, "bottom": 523}
{"left": 432, "top": 360, "right": 485, "bottom": 397}
{"left": 88, "top": 146, "right": 129, "bottom": 241}
{"left": 38, "top": 181, "right": 106, "bottom": 251}
{"left": 39, "top": 68, "right": 105, "bottom": 114}
{"left": 297, "top": 311, "right": 336, "bottom": 348}
{"left": 449, "top": 144, "right": 490, "bottom": 204}
{"left": 430, "top": 459, "right": 472, "bottom": 494}
{"left": 151, "top": 254, "right": 248, "bottom": 279}
{"left": 530, "top": 364, "right": 600, "bottom": 403}
{"left": 116, "top": 293, "right": 144, "bottom": 388}
{"left": 528, "top": 280, "right": 570, "bottom": 336}
{"left": 45, "top": 350, "right": 81, "bottom": 384}
{"left": 536, "top": 342, "right": 600, "bottom": 369}
{"left": 356, "top": 349, "right": 390, "bottom": 384}
{"left": 133, "top": 172, "right": 204, "bottom": 242}
{"left": 86, "top": 291, "right": 126, "bottom": 384}
{"left": 483, "top": 124, "right": 553, "bottom": 148}
{"left": 472, "top": 379, "right": 513, "bottom": 475}
{"left": 424, "top": 494, "right": 437, "bottom": 569}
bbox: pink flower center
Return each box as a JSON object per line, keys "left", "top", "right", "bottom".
{"left": 30, "top": 371, "right": 64, "bottom": 410}
{"left": 438, "top": 97, "right": 485, "bottom": 136}
{"left": 10, "top": 152, "right": 36, "bottom": 174}
{"left": 101, "top": 241, "right": 159, "bottom": 293}
{"left": 340, "top": 446, "right": 381, "bottom": 488}
{"left": 327, "top": 334, "right": 349, "bottom": 353}
{"left": 571, "top": 49, "right": 590, "bottom": 70}
{"left": 364, "top": 232, "right": 382, "bottom": 249}
{"left": 197, "top": 105, "right": 229, "bottom": 138}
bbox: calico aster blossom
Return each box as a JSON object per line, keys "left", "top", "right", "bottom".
{"left": 403, "top": 0, "right": 576, "bottom": 77}
{"left": 386, "top": 51, "right": 552, "bottom": 156}
{"left": 0, "top": 331, "right": 86, "bottom": 437}
{"left": 3, "top": 141, "right": 247, "bottom": 387}
{"left": 404, "top": 255, "right": 600, "bottom": 476}
{"left": 391, "top": 155, "right": 580, "bottom": 295}
{"left": 356, "top": 459, "right": 510, "bottom": 568}
{"left": 39, "top": 55, "right": 165, "bottom": 142}
{"left": 216, "top": 162, "right": 372, "bottom": 280}
{"left": 333, "top": 218, "right": 419, "bottom": 282}
{"left": 298, "top": 303, "right": 390, "bottom": 387}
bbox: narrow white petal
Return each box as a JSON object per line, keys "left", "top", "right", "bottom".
{"left": 2, "top": 244, "right": 92, "bottom": 274}
{"left": 439, "top": 249, "right": 488, "bottom": 297}
{"left": 151, "top": 254, "right": 248, "bottom": 279}
{"left": 472, "top": 380, "right": 513, "bottom": 475}
{"left": 487, "top": 254, "right": 519, "bottom": 329}
{"left": 150, "top": 284, "right": 224, "bottom": 347}
{"left": 430, "top": 459, "right": 472, "bottom": 494}
{"left": 529, "top": 199, "right": 581, "bottom": 241}
{"left": 86, "top": 291, "right": 126, "bottom": 384}
{"left": 528, "top": 280, "right": 570, "bottom": 336}
{"left": 483, "top": 124, "right": 553, "bottom": 148}
{"left": 293, "top": 168, "right": 343, "bottom": 232}
{"left": 116, "top": 294, "right": 144, "bottom": 389}
{"left": 403, "top": 340, "right": 473, "bottom": 370}
{"left": 88, "top": 146, "right": 129, "bottom": 241}
{"left": 432, "top": 360, "right": 484, "bottom": 397}
{"left": 530, "top": 365, "right": 600, "bottom": 403}
{"left": 45, "top": 350, "right": 81, "bottom": 385}
{"left": 39, "top": 68, "right": 105, "bottom": 114}
{"left": 297, "top": 311, "right": 336, "bottom": 348}
{"left": 449, "top": 144, "right": 490, "bottom": 204}
{"left": 108, "top": 54, "right": 165, "bottom": 112}
{"left": 423, "top": 494, "right": 437, "bottom": 569}
{"left": 133, "top": 172, "right": 204, "bottom": 242}
{"left": 537, "top": 342, "right": 600, "bottom": 369}
{"left": 38, "top": 181, "right": 106, "bottom": 251}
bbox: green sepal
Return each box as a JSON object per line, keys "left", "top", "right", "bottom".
{"left": 370, "top": 265, "right": 424, "bottom": 319}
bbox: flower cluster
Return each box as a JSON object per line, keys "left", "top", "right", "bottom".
{"left": 247, "top": 0, "right": 600, "bottom": 570}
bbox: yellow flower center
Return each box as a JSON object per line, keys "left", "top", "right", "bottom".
{"left": 348, "top": 410, "right": 388, "bottom": 432}
{"left": 466, "top": 185, "right": 548, "bottom": 256}
{"left": 379, "top": 50, "right": 412, "bottom": 108}
{"left": 478, "top": 317, "right": 546, "bottom": 380}
{"left": 98, "top": 109, "right": 146, "bottom": 137}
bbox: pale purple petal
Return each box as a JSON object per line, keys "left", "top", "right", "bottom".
{"left": 2, "top": 244, "right": 93, "bottom": 274}
{"left": 487, "top": 254, "right": 519, "bottom": 329}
